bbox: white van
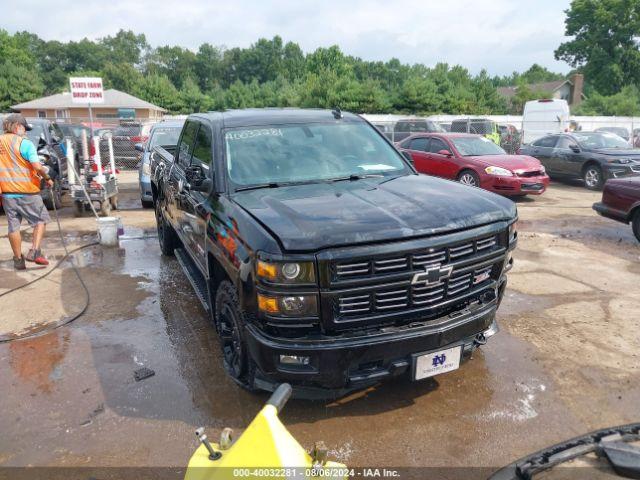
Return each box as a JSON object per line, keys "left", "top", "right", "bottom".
{"left": 522, "top": 99, "right": 570, "bottom": 144}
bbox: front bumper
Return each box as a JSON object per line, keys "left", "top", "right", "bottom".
{"left": 484, "top": 175, "right": 550, "bottom": 196}
{"left": 603, "top": 163, "right": 640, "bottom": 180}
{"left": 244, "top": 293, "right": 503, "bottom": 397}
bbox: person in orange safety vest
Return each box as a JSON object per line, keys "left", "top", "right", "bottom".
{"left": 1, "top": 114, "right": 54, "bottom": 270}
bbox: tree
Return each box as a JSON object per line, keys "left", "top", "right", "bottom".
{"left": 178, "top": 77, "right": 210, "bottom": 113}
{"left": 573, "top": 85, "right": 640, "bottom": 115}
{"left": 555, "top": 0, "right": 640, "bottom": 94}
{"left": 134, "top": 74, "right": 181, "bottom": 112}
{"left": 103, "top": 62, "right": 144, "bottom": 92}
{"left": 0, "top": 60, "right": 45, "bottom": 111}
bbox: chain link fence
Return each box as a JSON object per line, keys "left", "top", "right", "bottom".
{"left": 47, "top": 117, "right": 158, "bottom": 170}
{"left": 363, "top": 114, "right": 640, "bottom": 154}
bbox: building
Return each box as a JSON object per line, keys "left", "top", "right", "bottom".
{"left": 498, "top": 73, "right": 585, "bottom": 107}
{"left": 11, "top": 89, "right": 166, "bottom": 121}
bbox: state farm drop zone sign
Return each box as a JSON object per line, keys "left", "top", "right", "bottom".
{"left": 69, "top": 77, "right": 105, "bottom": 103}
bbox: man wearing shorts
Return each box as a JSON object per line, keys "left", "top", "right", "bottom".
{"left": 0, "top": 114, "right": 53, "bottom": 270}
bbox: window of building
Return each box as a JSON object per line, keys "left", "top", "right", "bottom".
{"left": 37, "top": 111, "right": 46, "bottom": 118}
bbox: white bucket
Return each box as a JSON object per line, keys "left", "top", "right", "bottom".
{"left": 97, "top": 217, "right": 119, "bottom": 247}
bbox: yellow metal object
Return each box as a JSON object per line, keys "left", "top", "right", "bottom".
{"left": 186, "top": 388, "right": 347, "bottom": 480}
{"left": 256, "top": 260, "right": 277, "bottom": 280}
{"left": 257, "top": 294, "right": 280, "bottom": 314}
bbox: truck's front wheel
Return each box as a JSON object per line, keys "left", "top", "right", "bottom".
{"left": 215, "top": 281, "right": 255, "bottom": 389}
{"left": 156, "top": 200, "right": 179, "bottom": 256}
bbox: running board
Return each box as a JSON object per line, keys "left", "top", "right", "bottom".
{"left": 175, "top": 248, "right": 210, "bottom": 312}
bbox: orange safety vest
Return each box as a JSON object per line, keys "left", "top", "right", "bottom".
{"left": 0, "top": 133, "right": 41, "bottom": 195}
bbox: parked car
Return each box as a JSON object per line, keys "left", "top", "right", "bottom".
{"left": 398, "top": 133, "right": 549, "bottom": 196}
{"left": 112, "top": 122, "right": 152, "bottom": 166}
{"left": 150, "top": 109, "right": 517, "bottom": 396}
{"left": 518, "top": 131, "right": 640, "bottom": 190}
{"left": 137, "top": 120, "right": 184, "bottom": 208}
{"left": 450, "top": 118, "right": 500, "bottom": 145}
{"left": 392, "top": 118, "right": 444, "bottom": 142}
{"left": 521, "top": 98, "right": 570, "bottom": 145}
{"left": 595, "top": 126, "right": 630, "bottom": 142}
{"left": 25, "top": 118, "right": 69, "bottom": 209}
{"left": 632, "top": 128, "right": 640, "bottom": 148}
{"left": 593, "top": 176, "right": 640, "bottom": 242}
{"left": 498, "top": 123, "right": 521, "bottom": 154}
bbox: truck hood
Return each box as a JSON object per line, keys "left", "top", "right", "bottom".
{"left": 467, "top": 154, "right": 542, "bottom": 171}
{"left": 232, "top": 174, "right": 516, "bottom": 251}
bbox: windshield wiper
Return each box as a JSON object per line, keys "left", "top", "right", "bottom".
{"left": 234, "top": 182, "right": 282, "bottom": 192}
{"left": 329, "top": 174, "right": 384, "bottom": 183}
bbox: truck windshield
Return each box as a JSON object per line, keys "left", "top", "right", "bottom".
{"left": 451, "top": 136, "right": 506, "bottom": 156}
{"left": 225, "top": 122, "right": 409, "bottom": 187}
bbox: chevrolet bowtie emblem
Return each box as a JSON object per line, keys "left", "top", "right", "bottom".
{"left": 411, "top": 264, "right": 453, "bottom": 286}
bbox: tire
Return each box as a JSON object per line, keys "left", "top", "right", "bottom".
{"left": 458, "top": 169, "right": 481, "bottom": 187}
{"left": 214, "top": 280, "right": 255, "bottom": 389}
{"left": 100, "top": 199, "right": 111, "bottom": 217}
{"left": 141, "top": 199, "right": 154, "bottom": 209}
{"left": 43, "top": 179, "right": 62, "bottom": 210}
{"left": 632, "top": 210, "right": 640, "bottom": 243}
{"left": 583, "top": 164, "right": 604, "bottom": 190}
{"left": 155, "top": 198, "right": 179, "bottom": 256}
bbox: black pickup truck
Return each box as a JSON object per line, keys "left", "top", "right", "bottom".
{"left": 150, "top": 109, "right": 518, "bottom": 397}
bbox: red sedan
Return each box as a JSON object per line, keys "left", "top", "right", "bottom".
{"left": 593, "top": 176, "right": 640, "bottom": 242}
{"left": 397, "top": 133, "right": 550, "bottom": 196}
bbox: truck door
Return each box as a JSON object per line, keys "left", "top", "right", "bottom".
{"left": 182, "top": 122, "right": 214, "bottom": 271}
{"left": 170, "top": 120, "right": 198, "bottom": 241}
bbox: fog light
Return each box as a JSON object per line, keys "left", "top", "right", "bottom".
{"left": 279, "top": 355, "right": 310, "bottom": 366}
{"left": 281, "top": 296, "right": 306, "bottom": 313}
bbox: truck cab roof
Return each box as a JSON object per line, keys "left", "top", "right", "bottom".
{"left": 191, "top": 108, "right": 362, "bottom": 128}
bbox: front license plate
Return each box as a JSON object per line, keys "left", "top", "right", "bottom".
{"left": 414, "top": 345, "right": 462, "bottom": 380}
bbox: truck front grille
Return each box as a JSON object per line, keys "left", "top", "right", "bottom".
{"left": 334, "top": 234, "right": 498, "bottom": 281}
{"left": 337, "top": 263, "right": 496, "bottom": 317}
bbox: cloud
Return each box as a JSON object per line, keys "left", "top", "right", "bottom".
{"left": 8, "top": 0, "right": 572, "bottom": 75}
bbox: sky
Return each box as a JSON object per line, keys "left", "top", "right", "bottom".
{"left": 7, "top": 0, "right": 573, "bottom": 76}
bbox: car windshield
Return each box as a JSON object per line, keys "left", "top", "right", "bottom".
{"left": 149, "top": 127, "right": 182, "bottom": 147}
{"left": 574, "top": 132, "right": 629, "bottom": 149}
{"left": 596, "top": 127, "right": 628, "bottom": 138}
{"left": 451, "top": 136, "right": 506, "bottom": 156}
{"left": 114, "top": 125, "right": 141, "bottom": 136}
{"left": 26, "top": 124, "right": 46, "bottom": 146}
{"left": 225, "top": 122, "right": 409, "bottom": 187}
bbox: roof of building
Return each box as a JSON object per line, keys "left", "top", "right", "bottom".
{"left": 497, "top": 80, "right": 570, "bottom": 99}
{"left": 11, "top": 89, "right": 166, "bottom": 112}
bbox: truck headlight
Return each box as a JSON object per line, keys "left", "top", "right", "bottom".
{"left": 509, "top": 220, "right": 518, "bottom": 243}
{"left": 258, "top": 294, "right": 318, "bottom": 317}
{"left": 256, "top": 260, "right": 315, "bottom": 283}
{"left": 485, "top": 166, "right": 514, "bottom": 177}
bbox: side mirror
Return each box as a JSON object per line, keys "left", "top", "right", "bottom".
{"left": 186, "top": 165, "right": 211, "bottom": 192}
{"left": 569, "top": 144, "right": 580, "bottom": 153}
{"left": 135, "top": 143, "right": 144, "bottom": 152}
{"left": 38, "top": 135, "right": 47, "bottom": 148}
{"left": 438, "top": 149, "right": 453, "bottom": 157}
{"left": 401, "top": 150, "right": 414, "bottom": 166}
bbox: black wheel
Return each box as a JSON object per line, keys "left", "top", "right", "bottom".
{"left": 632, "top": 210, "right": 640, "bottom": 243}
{"left": 43, "top": 179, "right": 62, "bottom": 210}
{"left": 141, "top": 199, "right": 154, "bottom": 209}
{"left": 458, "top": 169, "right": 480, "bottom": 187}
{"left": 214, "top": 281, "right": 255, "bottom": 388}
{"left": 155, "top": 198, "right": 178, "bottom": 256}
{"left": 583, "top": 164, "right": 604, "bottom": 190}
{"left": 109, "top": 195, "right": 118, "bottom": 210}
{"left": 100, "top": 199, "right": 111, "bottom": 217}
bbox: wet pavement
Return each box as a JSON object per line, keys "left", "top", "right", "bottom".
{"left": 0, "top": 178, "right": 638, "bottom": 474}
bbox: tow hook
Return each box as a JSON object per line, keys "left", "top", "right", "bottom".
{"left": 474, "top": 333, "right": 487, "bottom": 346}
{"left": 196, "top": 427, "right": 222, "bottom": 461}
